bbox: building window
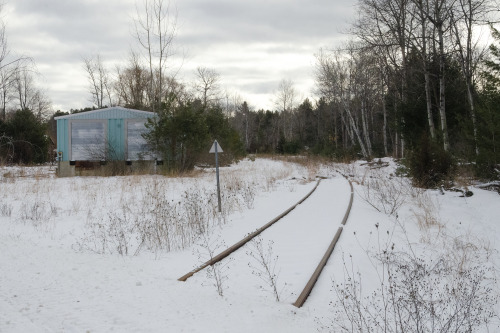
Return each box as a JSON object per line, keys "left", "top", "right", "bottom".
{"left": 70, "top": 121, "right": 106, "bottom": 160}
{"left": 127, "top": 120, "right": 153, "bottom": 160}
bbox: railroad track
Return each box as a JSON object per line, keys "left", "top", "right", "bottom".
{"left": 178, "top": 175, "right": 354, "bottom": 308}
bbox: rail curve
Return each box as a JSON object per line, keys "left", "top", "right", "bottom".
{"left": 178, "top": 175, "right": 354, "bottom": 308}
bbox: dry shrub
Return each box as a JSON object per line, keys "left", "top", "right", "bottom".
{"left": 19, "top": 199, "right": 58, "bottom": 228}
{"left": 410, "top": 189, "right": 442, "bottom": 232}
{"left": 223, "top": 174, "right": 256, "bottom": 209}
{"left": 323, "top": 228, "right": 498, "bottom": 333}
{"left": 358, "top": 169, "right": 411, "bottom": 216}
{"left": 195, "top": 233, "right": 232, "bottom": 297}
{"left": 443, "top": 232, "right": 496, "bottom": 275}
{"left": 78, "top": 172, "right": 260, "bottom": 255}
{"left": 335, "top": 162, "right": 360, "bottom": 183}
{"left": 286, "top": 155, "right": 324, "bottom": 179}
{"left": 454, "top": 163, "right": 475, "bottom": 188}
{"left": 246, "top": 236, "right": 284, "bottom": 302}
{"left": 0, "top": 202, "right": 13, "bottom": 217}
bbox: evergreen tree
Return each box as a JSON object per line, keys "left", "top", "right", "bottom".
{"left": 1, "top": 109, "right": 49, "bottom": 164}
{"left": 144, "top": 99, "right": 244, "bottom": 172}
{"left": 145, "top": 100, "right": 208, "bottom": 171}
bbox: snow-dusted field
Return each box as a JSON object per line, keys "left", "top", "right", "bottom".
{"left": 0, "top": 158, "right": 499, "bottom": 332}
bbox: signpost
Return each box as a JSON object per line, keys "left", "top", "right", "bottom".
{"left": 209, "top": 140, "right": 223, "bottom": 213}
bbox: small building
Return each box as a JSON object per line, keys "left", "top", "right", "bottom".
{"left": 55, "top": 106, "right": 156, "bottom": 176}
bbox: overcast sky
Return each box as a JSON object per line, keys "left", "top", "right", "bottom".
{"left": 5, "top": 0, "right": 355, "bottom": 112}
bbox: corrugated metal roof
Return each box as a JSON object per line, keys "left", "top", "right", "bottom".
{"left": 54, "top": 106, "right": 155, "bottom": 120}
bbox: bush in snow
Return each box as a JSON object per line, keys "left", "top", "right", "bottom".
{"left": 246, "top": 236, "right": 284, "bottom": 302}
{"left": 324, "top": 231, "right": 498, "bottom": 333}
{"left": 358, "top": 169, "right": 412, "bottom": 216}
{"left": 78, "top": 174, "right": 258, "bottom": 255}
{"left": 407, "top": 133, "right": 455, "bottom": 188}
{"left": 19, "top": 200, "right": 57, "bottom": 225}
{"left": 0, "top": 202, "right": 12, "bottom": 217}
{"left": 196, "top": 232, "right": 232, "bottom": 297}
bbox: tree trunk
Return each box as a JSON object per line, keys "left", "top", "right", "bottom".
{"left": 383, "top": 94, "right": 388, "bottom": 156}
{"left": 424, "top": 70, "right": 435, "bottom": 138}
{"left": 422, "top": 19, "right": 435, "bottom": 139}
{"left": 416, "top": 0, "right": 436, "bottom": 139}
{"left": 438, "top": 24, "right": 450, "bottom": 152}
{"left": 467, "top": 86, "right": 479, "bottom": 155}
{"left": 361, "top": 99, "right": 372, "bottom": 157}
{"left": 394, "top": 100, "right": 399, "bottom": 157}
{"left": 344, "top": 102, "right": 369, "bottom": 158}
{"left": 334, "top": 106, "right": 338, "bottom": 150}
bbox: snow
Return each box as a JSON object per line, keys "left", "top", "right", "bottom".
{"left": 0, "top": 157, "right": 499, "bottom": 332}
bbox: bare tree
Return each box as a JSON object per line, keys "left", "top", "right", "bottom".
{"left": 315, "top": 47, "right": 371, "bottom": 158}
{"left": 134, "top": 0, "right": 178, "bottom": 113}
{"left": 114, "top": 51, "right": 149, "bottom": 109}
{"left": 0, "top": 9, "right": 31, "bottom": 120}
{"left": 223, "top": 89, "right": 243, "bottom": 117}
{"left": 194, "top": 66, "right": 221, "bottom": 108}
{"left": 14, "top": 68, "right": 33, "bottom": 111}
{"left": 353, "top": 0, "right": 415, "bottom": 157}
{"left": 274, "top": 79, "right": 297, "bottom": 141}
{"left": 0, "top": 66, "right": 16, "bottom": 120}
{"left": 274, "top": 78, "right": 296, "bottom": 113}
{"left": 353, "top": 50, "right": 377, "bottom": 157}
{"left": 83, "top": 54, "right": 113, "bottom": 108}
{"left": 239, "top": 101, "right": 252, "bottom": 151}
{"left": 31, "top": 89, "right": 52, "bottom": 120}
{"left": 12, "top": 69, "right": 51, "bottom": 120}
{"left": 358, "top": 0, "right": 453, "bottom": 153}
{"left": 375, "top": 58, "right": 391, "bottom": 156}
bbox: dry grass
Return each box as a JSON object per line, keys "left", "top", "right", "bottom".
{"left": 411, "top": 190, "right": 442, "bottom": 231}
{"left": 334, "top": 162, "right": 360, "bottom": 182}
{"left": 452, "top": 164, "right": 476, "bottom": 197}
{"left": 264, "top": 154, "right": 330, "bottom": 181}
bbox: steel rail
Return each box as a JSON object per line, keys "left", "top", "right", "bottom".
{"left": 292, "top": 178, "right": 354, "bottom": 308}
{"left": 178, "top": 178, "right": 323, "bottom": 282}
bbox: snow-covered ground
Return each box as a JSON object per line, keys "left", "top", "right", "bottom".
{"left": 0, "top": 157, "right": 498, "bottom": 332}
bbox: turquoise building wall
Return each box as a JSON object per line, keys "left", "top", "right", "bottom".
{"left": 108, "top": 118, "right": 125, "bottom": 160}
{"left": 55, "top": 107, "right": 155, "bottom": 162}
{"left": 56, "top": 119, "right": 69, "bottom": 161}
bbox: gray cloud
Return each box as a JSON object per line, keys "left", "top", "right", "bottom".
{"left": 6, "top": 0, "right": 354, "bottom": 111}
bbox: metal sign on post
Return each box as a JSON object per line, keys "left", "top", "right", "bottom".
{"left": 209, "top": 140, "right": 223, "bottom": 213}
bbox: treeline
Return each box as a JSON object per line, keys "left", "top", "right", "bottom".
{"left": 229, "top": 99, "right": 345, "bottom": 156}
{"left": 222, "top": 0, "right": 500, "bottom": 183}
{"left": 309, "top": 0, "right": 500, "bottom": 183}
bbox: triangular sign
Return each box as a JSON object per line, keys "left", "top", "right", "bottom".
{"left": 209, "top": 140, "right": 223, "bottom": 153}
